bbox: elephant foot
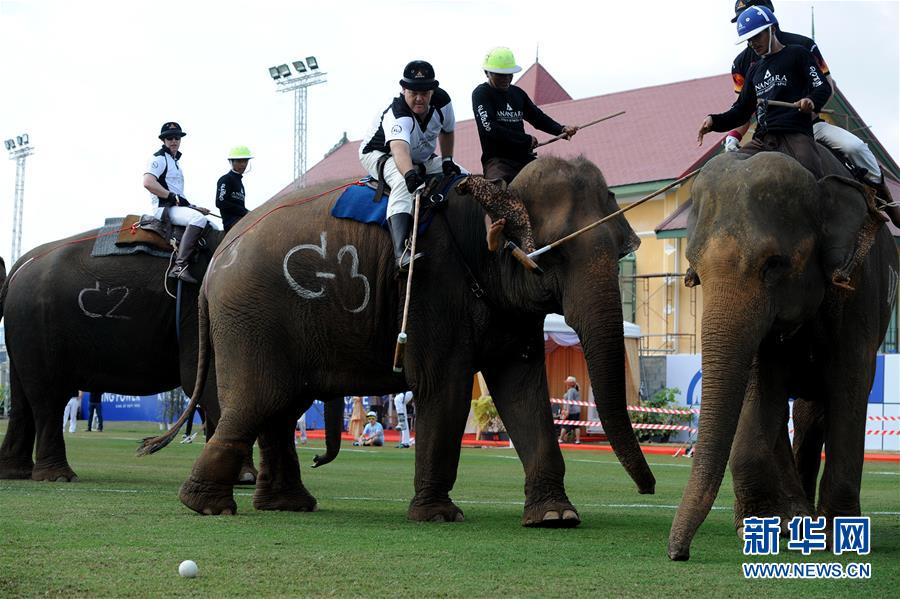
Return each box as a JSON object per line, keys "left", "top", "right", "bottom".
{"left": 236, "top": 463, "right": 258, "bottom": 485}
{"left": 253, "top": 484, "right": 318, "bottom": 512}
{"left": 179, "top": 476, "right": 237, "bottom": 515}
{"left": 522, "top": 500, "right": 581, "bottom": 528}
{"left": 31, "top": 462, "right": 78, "bottom": 482}
{"left": 0, "top": 458, "right": 35, "bottom": 480}
{"left": 667, "top": 543, "right": 690, "bottom": 561}
{"left": 407, "top": 498, "right": 465, "bottom": 523}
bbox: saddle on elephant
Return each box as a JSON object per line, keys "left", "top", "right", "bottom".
{"left": 114, "top": 213, "right": 207, "bottom": 255}
{"left": 330, "top": 173, "right": 539, "bottom": 265}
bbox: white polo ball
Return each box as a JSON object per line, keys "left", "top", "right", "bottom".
{"left": 178, "top": 560, "right": 198, "bottom": 578}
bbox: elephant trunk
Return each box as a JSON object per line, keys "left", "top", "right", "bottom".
{"left": 312, "top": 398, "right": 343, "bottom": 468}
{"left": 667, "top": 280, "right": 768, "bottom": 560}
{"left": 567, "top": 270, "right": 656, "bottom": 494}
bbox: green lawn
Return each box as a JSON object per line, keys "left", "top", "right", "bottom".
{"left": 1, "top": 421, "right": 897, "bottom": 598}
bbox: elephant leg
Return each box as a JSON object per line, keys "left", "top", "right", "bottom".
{"left": 730, "top": 357, "right": 794, "bottom": 533}
{"left": 483, "top": 361, "right": 579, "bottom": 528}
{"left": 179, "top": 412, "right": 249, "bottom": 516}
{"left": 253, "top": 404, "right": 317, "bottom": 512}
{"left": 817, "top": 369, "right": 869, "bottom": 521}
{"left": 0, "top": 363, "right": 36, "bottom": 479}
{"left": 407, "top": 375, "right": 471, "bottom": 523}
{"left": 791, "top": 397, "right": 824, "bottom": 505}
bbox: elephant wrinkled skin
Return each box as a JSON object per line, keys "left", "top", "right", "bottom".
{"left": 0, "top": 228, "right": 230, "bottom": 482}
{"left": 147, "top": 156, "right": 655, "bottom": 524}
{"left": 668, "top": 151, "right": 898, "bottom": 560}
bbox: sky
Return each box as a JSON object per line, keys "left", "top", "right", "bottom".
{"left": 0, "top": 0, "right": 897, "bottom": 262}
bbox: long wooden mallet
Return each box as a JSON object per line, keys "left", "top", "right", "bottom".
{"left": 534, "top": 110, "right": 626, "bottom": 149}
{"left": 527, "top": 168, "right": 701, "bottom": 260}
{"left": 757, "top": 98, "right": 834, "bottom": 114}
{"left": 392, "top": 188, "right": 423, "bottom": 373}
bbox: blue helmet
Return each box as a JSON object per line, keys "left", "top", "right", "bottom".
{"left": 735, "top": 5, "right": 778, "bottom": 44}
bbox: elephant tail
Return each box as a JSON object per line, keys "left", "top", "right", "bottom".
{"left": 137, "top": 288, "right": 213, "bottom": 456}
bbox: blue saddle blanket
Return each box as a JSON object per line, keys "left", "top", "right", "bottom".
{"left": 330, "top": 175, "right": 465, "bottom": 230}
{"left": 331, "top": 182, "right": 390, "bottom": 227}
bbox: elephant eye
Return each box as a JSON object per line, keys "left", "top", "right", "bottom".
{"left": 761, "top": 255, "right": 791, "bottom": 282}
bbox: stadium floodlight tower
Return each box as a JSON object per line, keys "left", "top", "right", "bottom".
{"left": 268, "top": 56, "right": 327, "bottom": 184}
{"left": 5, "top": 134, "right": 35, "bottom": 263}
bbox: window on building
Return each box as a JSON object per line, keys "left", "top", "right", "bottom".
{"left": 618, "top": 253, "right": 636, "bottom": 323}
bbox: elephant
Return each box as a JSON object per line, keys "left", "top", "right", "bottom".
{"left": 667, "top": 150, "right": 898, "bottom": 560}
{"left": 139, "top": 155, "right": 656, "bottom": 524}
{"left": 0, "top": 225, "right": 233, "bottom": 481}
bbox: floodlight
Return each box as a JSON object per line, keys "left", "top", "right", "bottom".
{"left": 292, "top": 60, "right": 307, "bottom": 74}
{"left": 306, "top": 56, "right": 318, "bottom": 70}
{"left": 269, "top": 66, "right": 281, "bottom": 80}
{"left": 16, "top": 136, "right": 23, "bottom": 146}
{"left": 21, "top": 134, "right": 28, "bottom": 145}
{"left": 4, "top": 139, "right": 13, "bottom": 151}
{"left": 277, "top": 64, "right": 291, "bottom": 78}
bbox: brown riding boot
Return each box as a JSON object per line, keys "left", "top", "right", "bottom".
{"left": 168, "top": 224, "right": 205, "bottom": 284}
{"left": 874, "top": 177, "right": 900, "bottom": 228}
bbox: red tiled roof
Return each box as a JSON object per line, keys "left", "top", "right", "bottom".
{"left": 303, "top": 71, "right": 737, "bottom": 189}
{"left": 514, "top": 62, "right": 572, "bottom": 105}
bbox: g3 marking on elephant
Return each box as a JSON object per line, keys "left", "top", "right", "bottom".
{"left": 141, "top": 156, "right": 655, "bottom": 525}
{"left": 667, "top": 151, "right": 897, "bottom": 561}
{"left": 283, "top": 231, "right": 370, "bottom": 313}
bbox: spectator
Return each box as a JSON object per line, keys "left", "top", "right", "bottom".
{"left": 558, "top": 376, "right": 581, "bottom": 444}
{"left": 86, "top": 391, "right": 104, "bottom": 432}
{"left": 355, "top": 411, "right": 384, "bottom": 447}
{"left": 62, "top": 391, "right": 82, "bottom": 433}
{"left": 296, "top": 413, "right": 308, "bottom": 446}
{"left": 349, "top": 396, "right": 366, "bottom": 440}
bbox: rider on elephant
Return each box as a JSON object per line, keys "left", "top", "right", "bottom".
{"left": 142, "top": 121, "right": 216, "bottom": 284}
{"left": 359, "top": 60, "right": 462, "bottom": 271}
{"left": 216, "top": 145, "right": 253, "bottom": 232}
{"left": 723, "top": 0, "right": 899, "bottom": 226}
{"left": 472, "top": 47, "right": 578, "bottom": 251}
{"left": 698, "top": 5, "right": 832, "bottom": 179}
{"left": 472, "top": 47, "right": 577, "bottom": 184}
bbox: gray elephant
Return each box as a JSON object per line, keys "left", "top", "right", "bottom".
{"left": 140, "top": 156, "right": 656, "bottom": 524}
{"left": 0, "top": 226, "right": 231, "bottom": 481}
{"left": 667, "top": 150, "right": 898, "bottom": 560}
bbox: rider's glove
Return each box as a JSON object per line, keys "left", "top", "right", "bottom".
{"left": 442, "top": 158, "right": 461, "bottom": 177}
{"left": 404, "top": 169, "right": 425, "bottom": 193}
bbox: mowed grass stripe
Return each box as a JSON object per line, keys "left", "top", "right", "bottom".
{"left": 1, "top": 421, "right": 897, "bottom": 598}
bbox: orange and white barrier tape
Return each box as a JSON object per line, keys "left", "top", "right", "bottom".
{"left": 554, "top": 419, "right": 695, "bottom": 433}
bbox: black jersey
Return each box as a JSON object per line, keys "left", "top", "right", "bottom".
{"left": 732, "top": 29, "right": 830, "bottom": 94}
{"left": 472, "top": 83, "right": 564, "bottom": 164}
{"left": 215, "top": 170, "right": 247, "bottom": 231}
{"left": 710, "top": 45, "right": 831, "bottom": 137}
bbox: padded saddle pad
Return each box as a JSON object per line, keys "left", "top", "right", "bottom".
{"left": 116, "top": 214, "right": 174, "bottom": 252}
{"left": 90, "top": 217, "right": 172, "bottom": 259}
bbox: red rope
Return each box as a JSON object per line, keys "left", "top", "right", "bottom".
{"left": 210, "top": 180, "right": 360, "bottom": 262}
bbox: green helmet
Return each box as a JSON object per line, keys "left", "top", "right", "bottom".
{"left": 227, "top": 145, "right": 253, "bottom": 160}
{"left": 482, "top": 47, "right": 522, "bottom": 75}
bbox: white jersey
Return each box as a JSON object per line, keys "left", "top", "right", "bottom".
{"left": 145, "top": 147, "right": 184, "bottom": 207}
{"left": 360, "top": 88, "right": 455, "bottom": 164}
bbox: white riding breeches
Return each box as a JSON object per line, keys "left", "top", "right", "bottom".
{"left": 813, "top": 121, "right": 881, "bottom": 184}
{"left": 360, "top": 151, "right": 446, "bottom": 219}
{"left": 62, "top": 397, "right": 79, "bottom": 433}
{"left": 154, "top": 206, "right": 221, "bottom": 230}
{"left": 393, "top": 392, "right": 412, "bottom": 445}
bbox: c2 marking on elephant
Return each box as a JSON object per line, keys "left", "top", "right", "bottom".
{"left": 887, "top": 266, "right": 898, "bottom": 307}
{"left": 219, "top": 237, "right": 242, "bottom": 270}
{"left": 78, "top": 281, "right": 131, "bottom": 320}
{"left": 282, "top": 231, "right": 370, "bottom": 313}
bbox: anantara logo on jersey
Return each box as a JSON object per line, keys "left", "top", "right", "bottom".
{"left": 755, "top": 69, "right": 787, "bottom": 95}
{"left": 496, "top": 107, "right": 523, "bottom": 123}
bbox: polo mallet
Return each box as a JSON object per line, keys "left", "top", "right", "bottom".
{"left": 757, "top": 98, "right": 834, "bottom": 114}
{"left": 504, "top": 240, "right": 543, "bottom": 274}
{"left": 534, "top": 110, "right": 626, "bottom": 149}
{"left": 392, "top": 188, "right": 424, "bottom": 373}
{"left": 527, "top": 168, "right": 701, "bottom": 260}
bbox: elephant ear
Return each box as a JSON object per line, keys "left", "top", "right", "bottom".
{"left": 818, "top": 174, "right": 883, "bottom": 289}
{"left": 606, "top": 190, "right": 641, "bottom": 258}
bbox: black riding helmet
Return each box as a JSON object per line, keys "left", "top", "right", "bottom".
{"left": 731, "top": 0, "right": 775, "bottom": 22}
{"left": 399, "top": 60, "right": 439, "bottom": 91}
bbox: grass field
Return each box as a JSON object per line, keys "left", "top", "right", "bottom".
{"left": 1, "top": 421, "right": 898, "bottom": 598}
